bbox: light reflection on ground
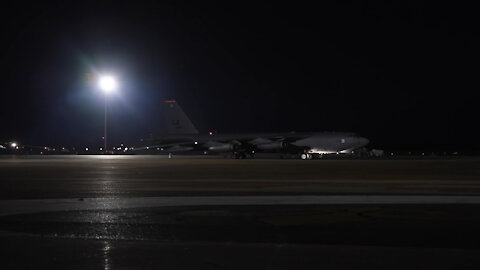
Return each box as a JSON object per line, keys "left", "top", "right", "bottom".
{"left": 103, "top": 240, "right": 111, "bottom": 270}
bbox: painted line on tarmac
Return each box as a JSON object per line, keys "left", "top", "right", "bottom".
{"left": 2, "top": 195, "right": 480, "bottom": 216}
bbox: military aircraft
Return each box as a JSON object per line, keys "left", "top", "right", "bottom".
{"left": 140, "top": 100, "right": 369, "bottom": 159}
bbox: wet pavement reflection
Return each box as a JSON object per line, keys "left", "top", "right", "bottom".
{"left": 103, "top": 241, "right": 111, "bottom": 270}
{"left": 2, "top": 156, "right": 480, "bottom": 268}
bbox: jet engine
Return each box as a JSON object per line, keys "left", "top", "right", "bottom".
{"left": 256, "top": 142, "right": 286, "bottom": 150}
{"left": 167, "top": 146, "right": 194, "bottom": 152}
{"left": 208, "top": 143, "right": 236, "bottom": 152}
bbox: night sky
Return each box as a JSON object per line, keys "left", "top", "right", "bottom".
{"left": 1, "top": 1, "right": 479, "bottom": 151}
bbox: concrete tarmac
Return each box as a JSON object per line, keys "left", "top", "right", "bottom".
{"left": 1, "top": 155, "right": 480, "bottom": 269}
{"left": 1, "top": 155, "right": 480, "bottom": 199}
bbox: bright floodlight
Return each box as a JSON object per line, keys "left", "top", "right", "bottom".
{"left": 99, "top": 75, "right": 117, "bottom": 93}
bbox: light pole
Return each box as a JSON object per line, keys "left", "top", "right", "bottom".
{"left": 98, "top": 75, "right": 117, "bottom": 154}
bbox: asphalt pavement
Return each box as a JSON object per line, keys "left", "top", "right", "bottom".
{"left": 1, "top": 155, "right": 480, "bottom": 269}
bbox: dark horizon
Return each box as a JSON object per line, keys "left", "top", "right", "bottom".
{"left": 1, "top": 1, "right": 479, "bottom": 151}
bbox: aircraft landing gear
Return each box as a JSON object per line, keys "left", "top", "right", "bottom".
{"left": 231, "top": 152, "right": 247, "bottom": 159}
{"left": 300, "top": 153, "right": 312, "bottom": 160}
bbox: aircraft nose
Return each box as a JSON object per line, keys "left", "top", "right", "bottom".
{"left": 359, "top": 137, "right": 369, "bottom": 146}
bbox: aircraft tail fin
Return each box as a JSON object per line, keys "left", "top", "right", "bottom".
{"left": 163, "top": 100, "right": 199, "bottom": 134}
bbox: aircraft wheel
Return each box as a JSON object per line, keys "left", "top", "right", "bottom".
{"left": 231, "top": 152, "right": 244, "bottom": 159}
{"left": 300, "top": 153, "right": 308, "bottom": 160}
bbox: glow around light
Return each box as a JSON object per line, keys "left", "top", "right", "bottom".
{"left": 98, "top": 75, "right": 117, "bottom": 93}
{"left": 10, "top": 142, "right": 17, "bottom": 148}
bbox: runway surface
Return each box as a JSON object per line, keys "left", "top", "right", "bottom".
{"left": 1, "top": 155, "right": 480, "bottom": 269}
{"left": 4, "top": 195, "right": 480, "bottom": 217}
{"left": 1, "top": 155, "right": 480, "bottom": 199}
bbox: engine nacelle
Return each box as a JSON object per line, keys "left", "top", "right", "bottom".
{"left": 208, "top": 143, "right": 235, "bottom": 152}
{"left": 256, "top": 142, "right": 286, "bottom": 151}
{"left": 167, "top": 146, "right": 194, "bottom": 152}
